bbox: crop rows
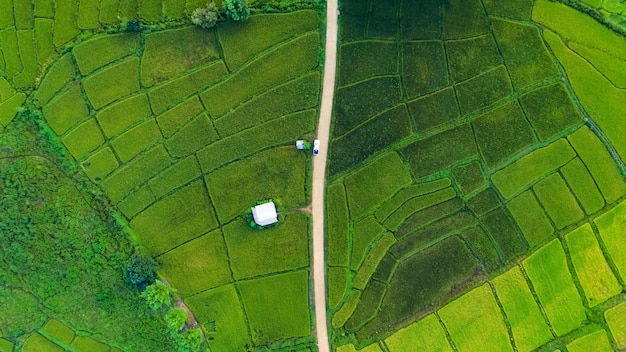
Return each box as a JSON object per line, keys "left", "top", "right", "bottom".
{"left": 16, "top": 318, "right": 121, "bottom": 352}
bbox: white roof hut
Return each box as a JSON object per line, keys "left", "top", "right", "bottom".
{"left": 251, "top": 201, "right": 278, "bottom": 226}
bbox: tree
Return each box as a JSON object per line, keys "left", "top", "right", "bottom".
{"left": 176, "top": 328, "right": 204, "bottom": 352}
{"left": 191, "top": 3, "right": 220, "bottom": 29}
{"left": 125, "top": 253, "right": 158, "bottom": 288}
{"left": 224, "top": 0, "right": 250, "bottom": 21}
{"left": 140, "top": 280, "right": 176, "bottom": 310}
{"left": 165, "top": 307, "right": 188, "bottom": 333}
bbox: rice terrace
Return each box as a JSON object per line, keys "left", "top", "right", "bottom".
{"left": 0, "top": 0, "right": 626, "bottom": 351}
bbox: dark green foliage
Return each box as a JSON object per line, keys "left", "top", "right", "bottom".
{"left": 329, "top": 104, "right": 412, "bottom": 176}
{"left": 446, "top": 35, "right": 502, "bottom": 82}
{"left": 462, "top": 227, "right": 502, "bottom": 272}
{"left": 491, "top": 19, "right": 560, "bottom": 90}
{"left": 126, "top": 253, "right": 158, "bottom": 288}
{"left": 390, "top": 210, "right": 476, "bottom": 258}
{"left": 408, "top": 87, "right": 460, "bottom": 133}
{"left": 455, "top": 66, "right": 513, "bottom": 115}
{"left": 468, "top": 188, "right": 502, "bottom": 217}
{"left": 384, "top": 188, "right": 457, "bottom": 231}
{"left": 333, "top": 77, "right": 403, "bottom": 136}
{"left": 402, "top": 41, "right": 449, "bottom": 98}
{"left": 473, "top": 100, "right": 537, "bottom": 168}
{"left": 370, "top": 236, "right": 479, "bottom": 337}
{"left": 340, "top": 0, "right": 368, "bottom": 42}
{"left": 224, "top": 0, "right": 250, "bottom": 21}
{"left": 345, "top": 280, "right": 387, "bottom": 331}
{"left": 401, "top": 124, "right": 478, "bottom": 178}
{"left": 372, "top": 253, "right": 397, "bottom": 283}
{"left": 375, "top": 178, "right": 452, "bottom": 222}
{"left": 451, "top": 161, "right": 485, "bottom": 196}
{"left": 367, "top": 0, "right": 399, "bottom": 39}
{"left": 444, "top": 0, "right": 490, "bottom": 39}
{"left": 400, "top": 0, "right": 442, "bottom": 39}
{"left": 339, "top": 41, "right": 398, "bottom": 85}
{"left": 482, "top": 0, "right": 533, "bottom": 19}
{"left": 395, "top": 198, "right": 465, "bottom": 238}
{"left": 519, "top": 83, "right": 584, "bottom": 141}
{"left": 481, "top": 207, "right": 528, "bottom": 261}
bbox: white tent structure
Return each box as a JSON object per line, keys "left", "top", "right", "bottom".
{"left": 251, "top": 201, "right": 278, "bottom": 226}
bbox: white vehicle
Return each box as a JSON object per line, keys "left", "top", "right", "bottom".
{"left": 313, "top": 139, "right": 320, "bottom": 155}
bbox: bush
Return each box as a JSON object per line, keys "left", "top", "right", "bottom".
{"left": 176, "top": 328, "right": 204, "bottom": 352}
{"left": 141, "top": 281, "right": 176, "bottom": 310}
{"left": 191, "top": 4, "right": 220, "bottom": 29}
{"left": 125, "top": 253, "right": 158, "bottom": 288}
{"left": 224, "top": 0, "right": 250, "bottom": 21}
{"left": 165, "top": 308, "right": 188, "bottom": 333}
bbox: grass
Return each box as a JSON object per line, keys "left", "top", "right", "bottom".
{"left": 569, "top": 41, "right": 626, "bottom": 88}
{"left": 568, "top": 126, "right": 626, "bottom": 204}
{"left": 384, "top": 187, "right": 457, "bottom": 231}
{"left": 339, "top": 41, "right": 398, "bottom": 85}
{"left": 117, "top": 185, "right": 154, "bottom": 218}
{"left": 401, "top": 124, "right": 478, "bottom": 178}
{"left": 439, "top": 284, "right": 513, "bottom": 352}
{"left": 96, "top": 93, "right": 152, "bottom": 139}
{"left": 452, "top": 161, "right": 485, "bottom": 196}
{"left": 481, "top": 207, "right": 528, "bottom": 261}
{"left": 82, "top": 57, "right": 140, "bottom": 109}
{"left": 111, "top": 119, "right": 163, "bottom": 163}
{"left": 214, "top": 72, "right": 320, "bottom": 137}
{"left": 71, "top": 336, "right": 109, "bottom": 352}
{"left": 0, "top": 338, "right": 12, "bottom": 352}
{"left": 337, "top": 343, "right": 382, "bottom": 352}
{"left": 443, "top": 0, "right": 490, "bottom": 39}
{"left": 522, "top": 239, "right": 586, "bottom": 336}
{"left": 99, "top": 0, "right": 120, "bottom": 25}
{"left": 402, "top": 41, "right": 448, "bottom": 98}
{"left": 164, "top": 113, "right": 218, "bottom": 158}
{"left": 491, "top": 138, "right": 576, "bottom": 199}
{"left": 491, "top": 18, "right": 559, "bottom": 90}
{"left": 148, "top": 61, "right": 229, "bottom": 115}
{"left": 400, "top": 0, "right": 442, "bottom": 39}
{"left": 155, "top": 95, "right": 205, "bottom": 138}
{"left": 519, "top": 83, "right": 584, "bottom": 141}
{"left": 33, "top": 53, "right": 75, "bottom": 107}
{"left": 326, "top": 183, "right": 350, "bottom": 267}
{"left": 566, "top": 330, "right": 613, "bottom": 352}
{"left": 205, "top": 147, "right": 306, "bottom": 223}
{"left": 197, "top": 109, "right": 316, "bottom": 172}
{"left": 100, "top": 145, "right": 171, "bottom": 203}
{"left": 345, "top": 280, "right": 387, "bottom": 331}
{"left": 328, "top": 266, "right": 348, "bottom": 309}
{"left": 333, "top": 290, "right": 361, "bottom": 328}
{"left": 482, "top": 0, "right": 533, "bottom": 19}
{"left": 446, "top": 35, "right": 501, "bottom": 83}
{"left": 375, "top": 178, "right": 452, "bottom": 222}
{"left": 473, "top": 100, "right": 537, "bottom": 168}
{"left": 339, "top": 0, "right": 368, "bottom": 42}
{"left": 14, "top": 29, "right": 39, "bottom": 88}
{"left": 384, "top": 314, "right": 453, "bottom": 352}
{"left": 118, "top": 0, "right": 138, "bottom": 19}
{"left": 0, "top": 0, "right": 14, "bottom": 28}
{"left": 329, "top": 104, "right": 412, "bottom": 176}
{"left": 455, "top": 66, "right": 513, "bottom": 115}
{"left": 491, "top": 266, "right": 552, "bottom": 352}
{"left": 34, "top": 18, "right": 54, "bottom": 65}
{"left": 238, "top": 270, "right": 311, "bottom": 344}
{"left": 367, "top": 0, "right": 399, "bottom": 39}
{"left": 42, "top": 319, "right": 75, "bottom": 346}
{"left": 147, "top": 155, "right": 201, "bottom": 198}
{"left": 72, "top": 33, "right": 140, "bottom": 75}
{"left": 351, "top": 216, "right": 386, "bottom": 270}
{"left": 0, "top": 28, "right": 22, "bottom": 77}
{"left": 218, "top": 10, "right": 319, "bottom": 70}
{"left": 344, "top": 152, "right": 412, "bottom": 220}
{"left": 408, "top": 87, "right": 461, "bottom": 135}
{"left": 139, "top": 0, "right": 163, "bottom": 22}
{"left": 201, "top": 32, "right": 320, "bottom": 118}
{"left": 594, "top": 200, "right": 626, "bottom": 281}
{"left": 542, "top": 27, "right": 626, "bottom": 162}
{"left": 223, "top": 212, "right": 309, "bottom": 279}
{"left": 157, "top": 230, "right": 231, "bottom": 297}
{"left": 604, "top": 302, "right": 626, "bottom": 349}
{"left": 52, "top": 0, "right": 79, "bottom": 47}
{"left": 533, "top": 172, "right": 584, "bottom": 229}
{"left": 22, "top": 333, "right": 63, "bottom": 352}
{"left": 560, "top": 158, "right": 605, "bottom": 215}
{"left": 353, "top": 232, "right": 396, "bottom": 289}
{"left": 163, "top": 0, "right": 186, "bottom": 18}
{"left": 333, "top": 76, "right": 403, "bottom": 137}
{"left": 62, "top": 119, "right": 105, "bottom": 160}
{"left": 376, "top": 236, "right": 479, "bottom": 333}
{"left": 77, "top": 0, "right": 101, "bottom": 29}
{"left": 506, "top": 190, "right": 554, "bottom": 247}
{"left": 565, "top": 223, "right": 621, "bottom": 307}
{"left": 80, "top": 147, "right": 119, "bottom": 182}
{"left": 130, "top": 180, "right": 218, "bottom": 255}
{"left": 42, "top": 84, "right": 90, "bottom": 135}
{"left": 141, "top": 26, "right": 221, "bottom": 87}
{"left": 0, "top": 92, "right": 26, "bottom": 127}
{"left": 184, "top": 284, "right": 251, "bottom": 352}
{"left": 461, "top": 227, "right": 501, "bottom": 272}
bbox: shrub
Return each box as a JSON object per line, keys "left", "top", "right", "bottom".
{"left": 125, "top": 253, "right": 158, "bottom": 288}
{"left": 141, "top": 280, "right": 176, "bottom": 310}
{"left": 165, "top": 308, "right": 188, "bottom": 333}
{"left": 176, "top": 328, "right": 204, "bottom": 352}
{"left": 224, "top": 0, "right": 250, "bottom": 21}
{"left": 191, "top": 4, "right": 220, "bottom": 29}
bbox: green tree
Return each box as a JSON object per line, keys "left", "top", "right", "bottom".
{"left": 125, "top": 253, "right": 158, "bottom": 288}
{"left": 224, "top": 0, "right": 250, "bottom": 21}
{"left": 191, "top": 3, "right": 220, "bottom": 29}
{"left": 141, "top": 280, "right": 176, "bottom": 310}
{"left": 176, "top": 328, "right": 204, "bottom": 352}
{"left": 165, "top": 308, "right": 188, "bottom": 333}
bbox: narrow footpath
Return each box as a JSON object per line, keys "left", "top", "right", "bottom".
{"left": 311, "top": 1, "right": 338, "bottom": 352}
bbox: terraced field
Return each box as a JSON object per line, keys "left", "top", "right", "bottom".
{"left": 328, "top": 0, "right": 626, "bottom": 350}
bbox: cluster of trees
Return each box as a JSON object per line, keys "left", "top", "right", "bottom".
{"left": 191, "top": 0, "right": 250, "bottom": 29}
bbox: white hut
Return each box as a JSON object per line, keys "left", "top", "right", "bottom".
{"left": 251, "top": 201, "right": 278, "bottom": 226}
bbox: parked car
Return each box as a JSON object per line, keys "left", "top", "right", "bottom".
{"left": 313, "top": 139, "right": 320, "bottom": 155}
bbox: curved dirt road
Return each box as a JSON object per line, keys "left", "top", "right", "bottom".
{"left": 312, "top": 1, "right": 338, "bottom": 352}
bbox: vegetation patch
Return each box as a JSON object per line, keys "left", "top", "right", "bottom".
{"left": 468, "top": 187, "right": 502, "bottom": 217}
{"left": 604, "top": 301, "right": 626, "bottom": 349}
{"left": 384, "top": 314, "right": 453, "bottom": 352}
{"left": 72, "top": 33, "right": 140, "bottom": 75}
{"left": 367, "top": 0, "right": 399, "bottom": 39}
{"left": 375, "top": 178, "right": 452, "bottom": 222}
{"left": 328, "top": 267, "right": 349, "bottom": 309}
{"left": 560, "top": 158, "right": 605, "bottom": 215}
{"left": 482, "top": 0, "right": 533, "bottom": 19}
{"left": 164, "top": 113, "right": 218, "bottom": 158}
{"left": 446, "top": 35, "right": 501, "bottom": 82}
{"left": 62, "top": 119, "right": 105, "bottom": 160}
{"left": 82, "top": 57, "right": 140, "bottom": 110}
{"left": 42, "top": 319, "right": 75, "bottom": 346}
{"left": 407, "top": 87, "right": 460, "bottom": 134}
{"left": 481, "top": 207, "right": 528, "bottom": 261}
{"left": 345, "top": 280, "right": 387, "bottom": 331}
{"left": 594, "top": 200, "right": 626, "bottom": 281}
{"left": 326, "top": 183, "right": 350, "bottom": 267}
{"left": 111, "top": 119, "right": 163, "bottom": 163}
{"left": 455, "top": 66, "right": 513, "bottom": 115}
{"left": 80, "top": 147, "right": 119, "bottom": 182}
{"left": 523, "top": 239, "right": 586, "bottom": 336}
{"left": 96, "top": 94, "right": 152, "bottom": 139}
{"left": 566, "top": 330, "right": 613, "bottom": 352}
{"left": 443, "top": 0, "right": 490, "bottom": 39}
{"left": 401, "top": 41, "right": 448, "bottom": 98}
{"left": 461, "top": 226, "right": 501, "bottom": 273}
{"left": 533, "top": 172, "right": 584, "bottom": 229}
{"left": 351, "top": 216, "right": 387, "bottom": 270}
{"left": 451, "top": 161, "right": 485, "bottom": 196}
{"left": 399, "top": 0, "right": 443, "bottom": 39}
{"left": 353, "top": 232, "right": 396, "bottom": 289}
{"left": 147, "top": 155, "right": 202, "bottom": 199}
{"left": 22, "top": 333, "right": 63, "bottom": 352}
{"left": 155, "top": 95, "right": 205, "bottom": 138}
{"left": 42, "top": 84, "right": 90, "bottom": 135}
{"left": 384, "top": 187, "right": 457, "bottom": 231}
{"left": 339, "top": 41, "right": 398, "bottom": 85}
{"left": 506, "top": 190, "right": 554, "bottom": 247}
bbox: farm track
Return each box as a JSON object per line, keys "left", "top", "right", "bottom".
{"left": 312, "top": 1, "right": 339, "bottom": 351}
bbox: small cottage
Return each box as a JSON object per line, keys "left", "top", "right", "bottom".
{"left": 251, "top": 201, "right": 278, "bottom": 226}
